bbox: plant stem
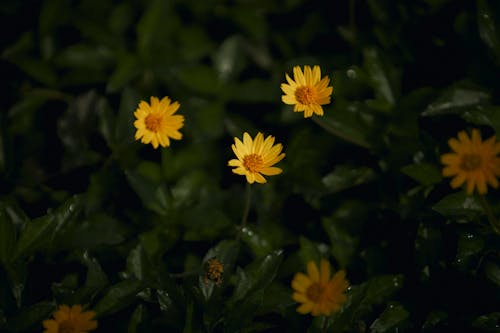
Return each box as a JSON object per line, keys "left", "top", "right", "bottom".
{"left": 478, "top": 195, "right": 500, "bottom": 235}
{"left": 237, "top": 183, "right": 252, "bottom": 240}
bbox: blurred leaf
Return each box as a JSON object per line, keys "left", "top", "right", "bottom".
{"left": 432, "top": 192, "right": 482, "bottom": 219}
{"left": 225, "top": 290, "right": 264, "bottom": 333}
{"left": 177, "top": 65, "right": 223, "bottom": 95}
{"left": 213, "top": 35, "right": 245, "bottom": 82}
{"left": 322, "top": 165, "right": 375, "bottom": 193}
{"left": 239, "top": 225, "right": 274, "bottom": 257}
{"left": 231, "top": 250, "right": 283, "bottom": 303}
{"left": 115, "top": 87, "right": 140, "bottom": 146}
{"left": 415, "top": 222, "right": 442, "bottom": 280}
{"left": 107, "top": 54, "right": 141, "bottom": 93}
{"left": 401, "top": 163, "right": 442, "bottom": 186}
{"left": 322, "top": 219, "right": 358, "bottom": 268}
{"left": 5, "top": 301, "right": 54, "bottom": 332}
{"left": 454, "top": 231, "right": 484, "bottom": 270}
{"left": 473, "top": 312, "right": 500, "bottom": 333}
{"left": 422, "top": 86, "right": 490, "bottom": 116}
{"left": 125, "top": 169, "right": 170, "bottom": 216}
{"left": 76, "top": 251, "right": 109, "bottom": 302}
{"left": 370, "top": 303, "right": 409, "bottom": 333}
{"left": 477, "top": 0, "right": 500, "bottom": 60}
{"left": 127, "top": 243, "right": 165, "bottom": 288}
{"left": 8, "top": 57, "right": 57, "bottom": 86}
{"left": 363, "top": 47, "right": 400, "bottom": 107}
{"left": 484, "top": 261, "right": 500, "bottom": 287}
{"left": 461, "top": 106, "right": 500, "bottom": 135}
{"left": 55, "top": 44, "right": 113, "bottom": 70}
{"left": 298, "top": 237, "right": 322, "bottom": 265}
{"left": 94, "top": 279, "right": 144, "bottom": 317}
{"left": 178, "top": 25, "right": 215, "bottom": 62}
{"left": 0, "top": 204, "right": 16, "bottom": 265}
{"left": 128, "top": 304, "right": 149, "bottom": 333}
{"left": 422, "top": 311, "right": 448, "bottom": 331}
{"left": 230, "top": 79, "right": 277, "bottom": 103}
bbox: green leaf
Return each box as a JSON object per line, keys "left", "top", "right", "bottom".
{"left": 93, "top": 279, "right": 144, "bottom": 317}
{"left": 128, "top": 305, "right": 149, "bottom": 333}
{"left": 421, "top": 86, "right": 490, "bottom": 116}
{"left": 239, "top": 225, "right": 274, "bottom": 258}
{"left": 231, "top": 250, "right": 284, "bottom": 303}
{"left": 484, "top": 261, "right": 500, "bottom": 287}
{"left": 322, "top": 219, "right": 358, "bottom": 268}
{"left": 213, "top": 35, "right": 245, "bottom": 82}
{"left": 298, "top": 236, "right": 322, "bottom": 265}
{"left": 125, "top": 170, "right": 170, "bottom": 216}
{"left": 230, "top": 79, "right": 278, "bottom": 103}
{"left": 422, "top": 311, "right": 448, "bottom": 331}
{"left": 6, "top": 301, "right": 55, "bottom": 332}
{"left": 115, "top": 87, "right": 140, "bottom": 146}
{"left": 0, "top": 204, "right": 16, "bottom": 265}
{"left": 106, "top": 54, "right": 141, "bottom": 93}
{"left": 370, "top": 303, "right": 409, "bottom": 333}
{"left": 225, "top": 290, "right": 264, "bottom": 333}
{"left": 454, "top": 231, "right": 484, "bottom": 270}
{"left": 200, "top": 240, "right": 240, "bottom": 300}
{"left": 432, "top": 192, "right": 482, "bottom": 219}
{"left": 75, "top": 251, "right": 109, "bottom": 302}
{"left": 363, "top": 47, "right": 400, "bottom": 107}
{"left": 322, "top": 165, "right": 375, "bottom": 193}
{"left": 330, "top": 275, "right": 404, "bottom": 332}
{"left": 176, "top": 65, "right": 223, "bottom": 95}
{"left": 473, "top": 312, "right": 500, "bottom": 333}
{"left": 313, "top": 103, "right": 373, "bottom": 148}
{"left": 8, "top": 57, "right": 58, "bottom": 86}
{"left": 477, "top": 0, "right": 500, "bottom": 60}
{"left": 401, "top": 163, "right": 442, "bottom": 186}
{"left": 13, "top": 195, "right": 82, "bottom": 260}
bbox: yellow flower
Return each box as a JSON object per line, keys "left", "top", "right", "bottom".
{"left": 134, "top": 96, "right": 184, "bottom": 149}
{"left": 281, "top": 65, "right": 333, "bottom": 118}
{"left": 43, "top": 305, "right": 97, "bottom": 333}
{"left": 291, "top": 259, "right": 349, "bottom": 316}
{"left": 441, "top": 129, "right": 500, "bottom": 195}
{"left": 228, "top": 132, "right": 285, "bottom": 184}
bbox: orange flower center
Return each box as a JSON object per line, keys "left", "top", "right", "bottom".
{"left": 306, "top": 282, "right": 327, "bottom": 303}
{"left": 58, "top": 320, "right": 76, "bottom": 333}
{"left": 243, "top": 154, "right": 263, "bottom": 173}
{"left": 460, "top": 153, "right": 482, "bottom": 171}
{"left": 295, "top": 86, "right": 317, "bottom": 105}
{"left": 145, "top": 114, "right": 163, "bottom": 132}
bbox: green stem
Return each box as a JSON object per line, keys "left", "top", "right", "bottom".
{"left": 237, "top": 183, "right": 252, "bottom": 240}
{"left": 478, "top": 195, "right": 500, "bottom": 235}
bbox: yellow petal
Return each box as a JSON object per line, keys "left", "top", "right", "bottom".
{"left": 307, "top": 261, "right": 320, "bottom": 282}
{"left": 320, "top": 259, "right": 331, "bottom": 284}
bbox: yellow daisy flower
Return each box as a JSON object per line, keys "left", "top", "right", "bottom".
{"left": 281, "top": 65, "right": 333, "bottom": 118}
{"left": 42, "top": 305, "right": 97, "bottom": 333}
{"left": 291, "top": 259, "right": 349, "bottom": 316}
{"left": 228, "top": 132, "right": 285, "bottom": 184}
{"left": 441, "top": 129, "right": 500, "bottom": 195}
{"left": 133, "top": 96, "right": 184, "bottom": 149}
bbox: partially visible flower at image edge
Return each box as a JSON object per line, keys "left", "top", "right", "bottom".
{"left": 441, "top": 128, "right": 500, "bottom": 195}
{"left": 43, "top": 304, "right": 97, "bottom": 333}
{"left": 291, "top": 259, "right": 349, "bottom": 316}
{"left": 281, "top": 65, "right": 333, "bottom": 118}
{"left": 134, "top": 96, "right": 184, "bottom": 149}
{"left": 228, "top": 132, "right": 285, "bottom": 184}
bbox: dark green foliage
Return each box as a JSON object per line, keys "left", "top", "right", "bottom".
{"left": 1, "top": 0, "right": 500, "bottom": 331}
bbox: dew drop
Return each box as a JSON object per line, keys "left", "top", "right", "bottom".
{"left": 347, "top": 68, "right": 357, "bottom": 79}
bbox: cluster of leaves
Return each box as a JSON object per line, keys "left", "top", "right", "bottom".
{"left": 1, "top": 0, "right": 500, "bottom": 331}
